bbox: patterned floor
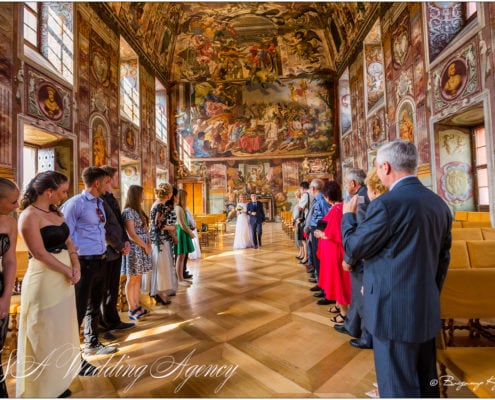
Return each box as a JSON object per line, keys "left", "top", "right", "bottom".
{"left": 6, "top": 222, "right": 474, "bottom": 397}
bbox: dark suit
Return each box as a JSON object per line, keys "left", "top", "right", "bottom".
{"left": 247, "top": 200, "right": 265, "bottom": 247}
{"left": 342, "top": 185, "right": 371, "bottom": 344}
{"left": 342, "top": 176, "right": 452, "bottom": 397}
{"left": 101, "top": 192, "right": 129, "bottom": 330}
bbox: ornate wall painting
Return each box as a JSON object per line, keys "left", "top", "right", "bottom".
{"left": 341, "top": 134, "right": 352, "bottom": 159}
{"left": 209, "top": 163, "right": 227, "bottom": 192}
{"left": 156, "top": 142, "right": 167, "bottom": 167}
{"left": 396, "top": 99, "right": 415, "bottom": 143}
{"left": 339, "top": 68, "right": 352, "bottom": 135}
{"left": 89, "top": 113, "right": 109, "bottom": 167}
{"left": 182, "top": 78, "right": 334, "bottom": 160}
{"left": 432, "top": 41, "right": 480, "bottom": 114}
{"left": 440, "top": 59, "right": 468, "bottom": 101}
{"left": 25, "top": 65, "right": 72, "bottom": 130}
{"left": 364, "top": 44, "right": 385, "bottom": 115}
{"left": 120, "top": 119, "right": 139, "bottom": 156}
{"left": 426, "top": 2, "right": 465, "bottom": 62}
{"left": 367, "top": 148, "right": 377, "bottom": 171}
{"left": 437, "top": 127, "right": 473, "bottom": 210}
{"left": 282, "top": 161, "right": 299, "bottom": 191}
{"left": 280, "top": 29, "right": 332, "bottom": 76}
{"left": 391, "top": 9, "right": 410, "bottom": 69}
{"left": 368, "top": 109, "right": 385, "bottom": 145}
{"left": 0, "top": 3, "right": 13, "bottom": 86}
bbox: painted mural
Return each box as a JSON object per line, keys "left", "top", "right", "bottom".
{"left": 90, "top": 113, "right": 109, "bottom": 166}
{"left": 365, "top": 44, "right": 385, "bottom": 114}
{"left": 26, "top": 65, "right": 72, "bottom": 130}
{"left": 178, "top": 78, "right": 333, "bottom": 159}
{"left": 432, "top": 41, "right": 480, "bottom": 114}
{"left": 437, "top": 128, "right": 474, "bottom": 212}
{"left": 339, "top": 68, "right": 352, "bottom": 135}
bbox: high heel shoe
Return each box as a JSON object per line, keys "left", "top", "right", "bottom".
{"left": 154, "top": 295, "right": 171, "bottom": 305}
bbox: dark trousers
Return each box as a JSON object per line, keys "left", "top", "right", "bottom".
{"left": 345, "top": 270, "right": 372, "bottom": 345}
{"left": 75, "top": 257, "right": 107, "bottom": 345}
{"left": 182, "top": 253, "right": 189, "bottom": 277}
{"left": 101, "top": 256, "right": 122, "bottom": 329}
{"left": 373, "top": 336, "right": 439, "bottom": 398}
{"left": 250, "top": 221, "right": 263, "bottom": 247}
{"left": 309, "top": 228, "right": 319, "bottom": 281}
{"left": 0, "top": 275, "right": 8, "bottom": 398}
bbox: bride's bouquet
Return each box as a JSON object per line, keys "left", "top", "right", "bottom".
{"left": 236, "top": 204, "right": 243, "bottom": 212}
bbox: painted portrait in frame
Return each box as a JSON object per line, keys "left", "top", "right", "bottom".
{"left": 440, "top": 59, "right": 468, "bottom": 101}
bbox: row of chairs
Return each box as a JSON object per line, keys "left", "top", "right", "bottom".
{"left": 279, "top": 211, "right": 294, "bottom": 237}
{"left": 450, "top": 239, "right": 495, "bottom": 269}
{"left": 454, "top": 211, "right": 491, "bottom": 222}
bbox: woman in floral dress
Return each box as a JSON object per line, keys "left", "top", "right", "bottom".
{"left": 122, "top": 185, "right": 152, "bottom": 320}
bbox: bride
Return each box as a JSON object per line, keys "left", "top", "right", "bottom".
{"left": 233, "top": 193, "right": 253, "bottom": 249}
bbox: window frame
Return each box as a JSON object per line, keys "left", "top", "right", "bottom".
{"left": 472, "top": 125, "right": 489, "bottom": 211}
{"left": 23, "top": 2, "right": 40, "bottom": 50}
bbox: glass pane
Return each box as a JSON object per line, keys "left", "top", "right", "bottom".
{"left": 478, "top": 187, "right": 489, "bottom": 205}
{"left": 476, "top": 146, "right": 487, "bottom": 165}
{"left": 25, "top": 2, "right": 38, "bottom": 11}
{"left": 477, "top": 168, "right": 488, "bottom": 186}
{"left": 466, "top": 2, "right": 477, "bottom": 18}
{"left": 475, "top": 127, "right": 485, "bottom": 147}
{"left": 24, "top": 28, "right": 37, "bottom": 46}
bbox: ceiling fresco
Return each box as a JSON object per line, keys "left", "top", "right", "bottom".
{"left": 100, "top": 2, "right": 382, "bottom": 83}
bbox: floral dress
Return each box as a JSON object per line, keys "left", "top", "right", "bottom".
{"left": 121, "top": 208, "right": 152, "bottom": 275}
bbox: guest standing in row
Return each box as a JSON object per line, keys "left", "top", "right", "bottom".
{"left": 315, "top": 180, "right": 350, "bottom": 323}
{"left": 0, "top": 178, "right": 19, "bottom": 397}
{"left": 342, "top": 140, "right": 452, "bottom": 397}
{"left": 122, "top": 185, "right": 152, "bottom": 320}
{"left": 174, "top": 189, "right": 195, "bottom": 286}
{"left": 17, "top": 171, "right": 80, "bottom": 397}
{"left": 62, "top": 166, "right": 118, "bottom": 357}
{"left": 149, "top": 183, "right": 176, "bottom": 305}
{"left": 99, "top": 165, "right": 134, "bottom": 332}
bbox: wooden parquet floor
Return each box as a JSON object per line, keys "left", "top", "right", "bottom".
{"left": 5, "top": 222, "right": 476, "bottom": 398}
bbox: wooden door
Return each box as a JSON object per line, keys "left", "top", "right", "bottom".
{"left": 182, "top": 182, "right": 204, "bottom": 215}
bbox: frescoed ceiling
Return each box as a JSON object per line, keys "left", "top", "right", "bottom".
{"left": 94, "top": 2, "right": 383, "bottom": 83}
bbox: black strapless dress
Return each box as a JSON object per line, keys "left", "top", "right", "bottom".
{"left": 0, "top": 233, "right": 9, "bottom": 398}
{"left": 16, "top": 223, "right": 80, "bottom": 398}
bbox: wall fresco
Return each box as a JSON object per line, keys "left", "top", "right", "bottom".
{"left": 25, "top": 65, "right": 72, "bottom": 131}
{"left": 179, "top": 78, "right": 334, "bottom": 159}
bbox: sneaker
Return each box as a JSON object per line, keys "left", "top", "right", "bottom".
{"left": 84, "top": 342, "right": 118, "bottom": 355}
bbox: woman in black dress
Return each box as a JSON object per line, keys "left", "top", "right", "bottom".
{"left": 0, "top": 177, "right": 20, "bottom": 397}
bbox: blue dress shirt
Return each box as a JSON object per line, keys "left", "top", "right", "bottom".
{"left": 61, "top": 190, "right": 107, "bottom": 256}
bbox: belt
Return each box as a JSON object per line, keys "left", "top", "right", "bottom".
{"left": 79, "top": 254, "right": 107, "bottom": 260}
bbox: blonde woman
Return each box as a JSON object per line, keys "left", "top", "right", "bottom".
{"left": 148, "top": 183, "right": 177, "bottom": 305}
{"left": 122, "top": 185, "right": 152, "bottom": 320}
{"left": 365, "top": 168, "right": 388, "bottom": 200}
{"left": 174, "top": 189, "right": 195, "bottom": 286}
{"left": 233, "top": 192, "right": 253, "bottom": 249}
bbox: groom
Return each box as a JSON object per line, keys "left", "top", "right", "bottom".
{"left": 247, "top": 193, "right": 265, "bottom": 248}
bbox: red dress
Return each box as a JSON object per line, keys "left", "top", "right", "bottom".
{"left": 317, "top": 203, "right": 351, "bottom": 304}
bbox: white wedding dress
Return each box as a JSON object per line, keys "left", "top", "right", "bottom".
{"left": 233, "top": 202, "right": 253, "bottom": 249}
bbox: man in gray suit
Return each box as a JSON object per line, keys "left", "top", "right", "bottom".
{"left": 341, "top": 140, "right": 452, "bottom": 397}
{"left": 335, "top": 168, "right": 372, "bottom": 349}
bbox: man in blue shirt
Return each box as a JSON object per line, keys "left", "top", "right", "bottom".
{"left": 62, "top": 166, "right": 118, "bottom": 358}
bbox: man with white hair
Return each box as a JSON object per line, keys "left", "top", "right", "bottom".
{"left": 342, "top": 140, "right": 452, "bottom": 397}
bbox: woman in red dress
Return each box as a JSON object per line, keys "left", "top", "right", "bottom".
{"left": 315, "top": 180, "right": 351, "bottom": 324}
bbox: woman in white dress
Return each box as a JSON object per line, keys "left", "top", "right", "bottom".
{"left": 17, "top": 171, "right": 81, "bottom": 398}
{"left": 233, "top": 193, "right": 253, "bottom": 249}
{"left": 148, "top": 183, "right": 177, "bottom": 305}
{"left": 185, "top": 208, "right": 202, "bottom": 260}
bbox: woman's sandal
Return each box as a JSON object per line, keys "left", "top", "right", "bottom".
{"left": 129, "top": 306, "right": 149, "bottom": 320}
{"left": 330, "top": 313, "right": 346, "bottom": 324}
{"left": 328, "top": 305, "right": 341, "bottom": 314}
